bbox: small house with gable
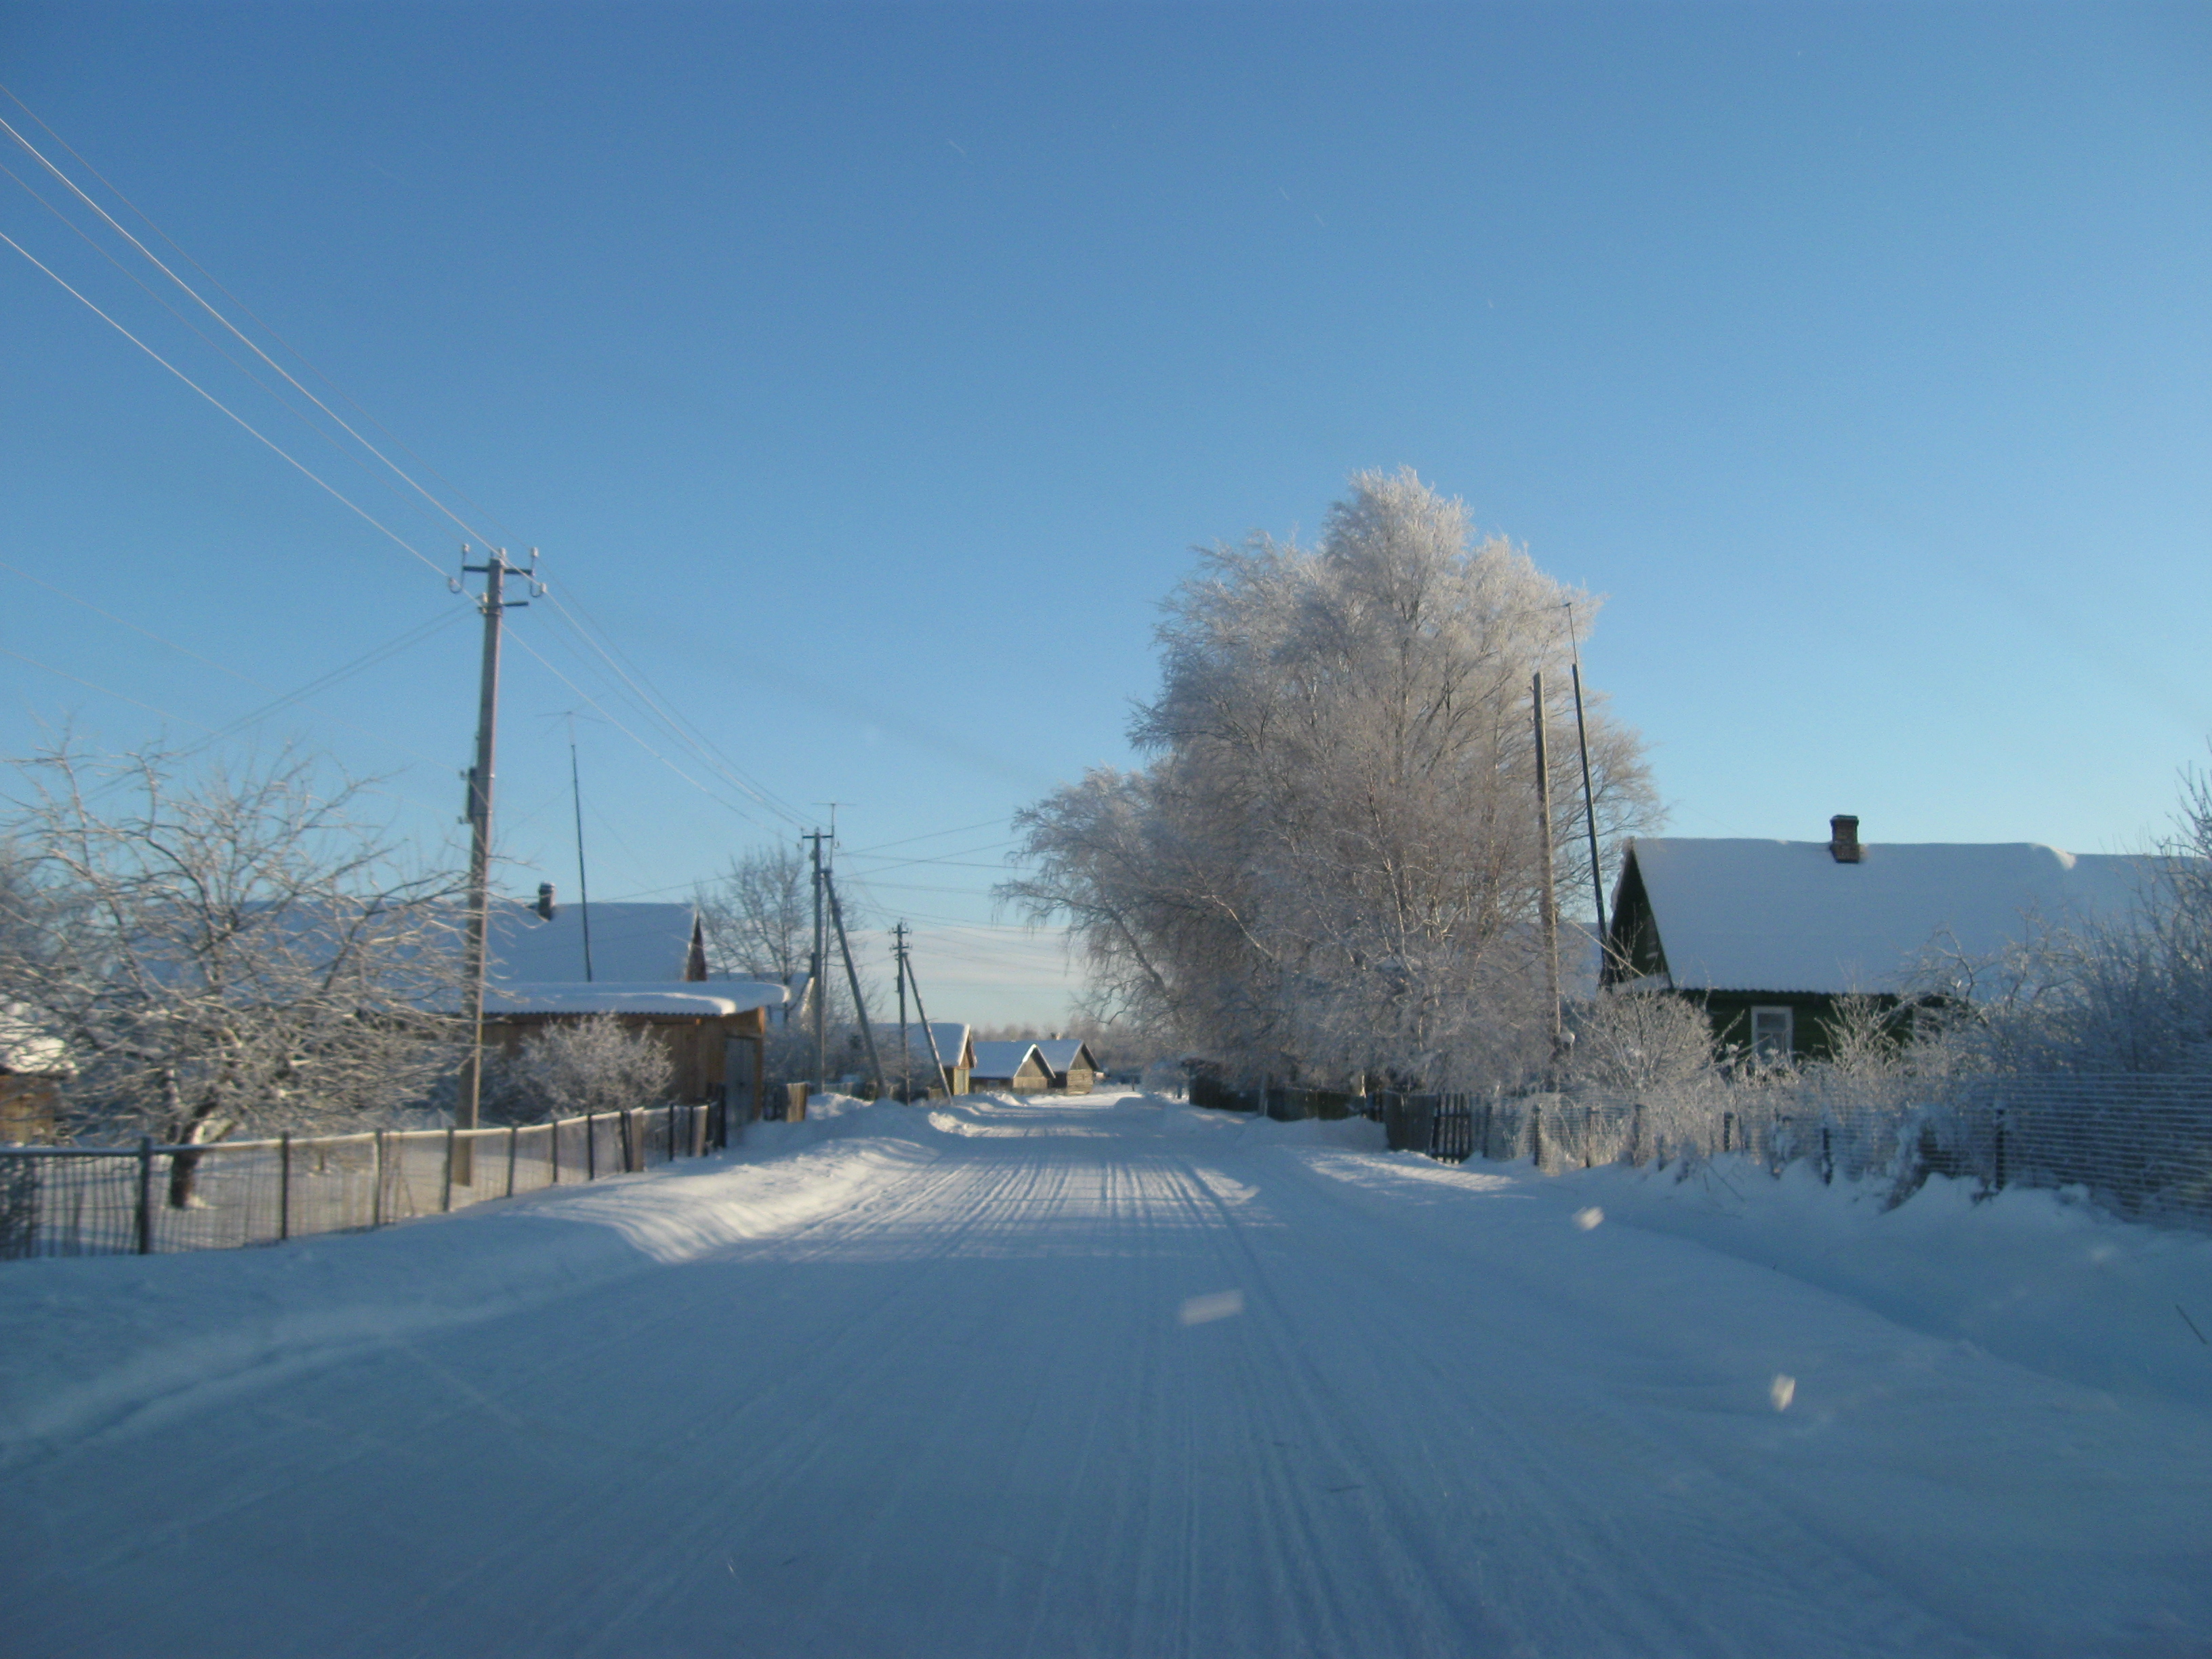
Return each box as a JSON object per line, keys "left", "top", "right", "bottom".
{"left": 1033, "top": 1038, "right": 1101, "bottom": 1093}
{"left": 1601, "top": 815, "right": 2157, "bottom": 1062}
{"left": 970, "top": 1041, "right": 1052, "bottom": 1092}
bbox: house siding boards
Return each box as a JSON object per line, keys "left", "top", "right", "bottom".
{"left": 476, "top": 981, "right": 785, "bottom": 1105}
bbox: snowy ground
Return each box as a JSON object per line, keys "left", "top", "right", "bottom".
{"left": 3, "top": 1090, "right": 2207, "bottom": 1658}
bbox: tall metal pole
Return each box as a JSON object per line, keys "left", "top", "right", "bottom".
{"left": 456, "top": 548, "right": 531, "bottom": 1175}
{"left": 568, "top": 722, "right": 595, "bottom": 983}
{"left": 1532, "top": 670, "right": 1561, "bottom": 1053}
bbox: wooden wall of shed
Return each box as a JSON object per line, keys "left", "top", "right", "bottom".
{"left": 0, "top": 1074, "right": 60, "bottom": 1144}
{"left": 479, "top": 1006, "right": 769, "bottom": 1102}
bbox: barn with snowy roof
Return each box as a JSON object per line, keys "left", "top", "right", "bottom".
{"left": 1600, "top": 815, "right": 2156, "bottom": 1062}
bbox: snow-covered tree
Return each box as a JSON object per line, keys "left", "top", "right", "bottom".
{"left": 695, "top": 844, "right": 808, "bottom": 981}
{"left": 483, "top": 1013, "right": 674, "bottom": 1122}
{"left": 1004, "top": 470, "right": 1658, "bottom": 1090}
{"left": 0, "top": 740, "right": 465, "bottom": 1194}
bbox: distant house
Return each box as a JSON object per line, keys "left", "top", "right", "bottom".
{"left": 1601, "top": 815, "right": 2157, "bottom": 1062}
{"left": 871, "top": 1021, "right": 975, "bottom": 1096}
{"left": 1033, "top": 1038, "right": 1101, "bottom": 1093}
{"left": 479, "top": 981, "right": 787, "bottom": 1115}
{"left": 970, "top": 1041, "right": 1052, "bottom": 1092}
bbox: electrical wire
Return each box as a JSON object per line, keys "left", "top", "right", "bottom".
{"left": 0, "top": 83, "right": 523, "bottom": 549}
{"left": 0, "top": 228, "right": 448, "bottom": 579}
{"left": 0, "top": 108, "right": 499, "bottom": 554}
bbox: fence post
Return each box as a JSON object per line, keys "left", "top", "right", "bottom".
{"left": 550, "top": 1118, "right": 561, "bottom": 1186}
{"left": 136, "top": 1136, "right": 154, "bottom": 1256}
{"left": 1992, "top": 1105, "right": 2007, "bottom": 1192}
{"left": 1722, "top": 1111, "right": 1734, "bottom": 1155}
{"left": 372, "top": 1130, "right": 385, "bottom": 1227}
{"left": 279, "top": 1133, "right": 292, "bottom": 1242}
{"left": 1631, "top": 1102, "right": 1644, "bottom": 1166}
{"left": 507, "top": 1124, "right": 519, "bottom": 1197}
{"left": 1530, "top": 1101, "right": 1544, "bottom": 1170}
{"left": 586, "top": 1113, "right": 596, "bottom": 1181}
{"left": 1584, "top": 1102, "right": 1594, "bottom": 1168}
{"left": 1821, "top": 1122, "right": 1833, "bottom": 1186}
{"left": 442, "top": 1127, "right": 456, "bottom": 1213}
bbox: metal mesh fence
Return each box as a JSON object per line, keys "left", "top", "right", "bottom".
{"left": 1364, "top": 1073, "right": 2212, "bottom": 1230}
{"left": 0, "top": 1101, "right": 726, "bottom": 1261}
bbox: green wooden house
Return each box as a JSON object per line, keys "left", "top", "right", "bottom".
{"left": 1601, "top": 815, "right": 2154, "bottom": 1062}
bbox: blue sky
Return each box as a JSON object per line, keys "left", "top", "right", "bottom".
{"left": 2, "top": 3, "right": 2207, "bottom": 1023}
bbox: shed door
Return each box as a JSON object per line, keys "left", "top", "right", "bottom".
{"left": 722, "top": 1036, "right": 760, "bottom": 1131}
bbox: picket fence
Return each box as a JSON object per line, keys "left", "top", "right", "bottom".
{"left": 0, "top": 1101, "right": 728, "bottom": 1261}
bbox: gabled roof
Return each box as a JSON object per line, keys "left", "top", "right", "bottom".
{"left": 489, "top": 901, "right": 703, "bottom": 985}
{"left": 970, "top": 1040, "right": 1048, "bottom": 1080}
{"left": 481, "top": 980, "right": 787, "bottom": 1017}
{"left": 1617, "top": 836, "right": 2159, "bottom": 995}
{"left": 1033, "top": 1039, "right": 1098, "bottom": 1075}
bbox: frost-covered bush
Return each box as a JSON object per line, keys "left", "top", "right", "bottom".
{"left": 485, "top": 1015, "right": 674, "bottom": 1123}
{"left": 1564, "top": 989, "right": 1715, "bottom": 1093}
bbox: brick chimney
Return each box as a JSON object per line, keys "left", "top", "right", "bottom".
{"left": 1828, "top": 815, "right": 1862, "bottom": 863}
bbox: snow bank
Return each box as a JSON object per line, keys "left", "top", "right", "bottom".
{"left": 1305, "top": 1144, "right": 2212, "bottom": 1413}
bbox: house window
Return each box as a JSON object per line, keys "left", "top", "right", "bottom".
{"left": 1750, "top": 1006, "right": 1794, "bottom": 1065}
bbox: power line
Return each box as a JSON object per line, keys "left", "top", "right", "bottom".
{"left": 0, "top": 227, "right": 449, "bottom": 579}
{"left": 0, "top": 107, "right": 498, "bottom": 554}
{"left": 0, "top": 83, "right": 523, "bottom": 548}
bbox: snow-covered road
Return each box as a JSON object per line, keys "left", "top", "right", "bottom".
{"left": 5, "top": 1092, "right": 2207, "bottom": 1657}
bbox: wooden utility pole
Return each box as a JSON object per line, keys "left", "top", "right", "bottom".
{"left": 901, "top": 944, "right": 951, "bottom": 1098}
{"left": 567, "top": 719, "right": 596, "bottom": 982}
{"left": 893, "top": 920, "right": 912, "bottom": 1101}
{"left": 804, "top": 828, "right": 829, "bottom": 1090}
{"left": 1532, "top": 670, "right": 1561, "bottom": 1052}
{"left": 823, "top": 869, "right": 886, "bottom": 1099}
{"left": 1569, "top": 661, "right": 1607, "bottom": 960}
{"left": 455, "top": 548, "right": 533, "bottom": 1179}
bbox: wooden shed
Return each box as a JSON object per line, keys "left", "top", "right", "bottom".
{"left": 478, "top": 981, "right": 787, "bottom": 1118}
{"left": 1033, "top": 1038, "right": 1101, "bottom": 1094}
{"left": 969, "top": 1041, "right": 1052, "bottom": 1093}
{"left": 0, "top": 1009, "right": 66, "bottom": 1143}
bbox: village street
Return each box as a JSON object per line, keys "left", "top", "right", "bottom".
{"left": 4, "top": 1092, "right": 2207, "bottom": 1658}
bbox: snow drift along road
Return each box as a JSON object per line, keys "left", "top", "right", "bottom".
{"left": 3, "top": 1090, "right": 2207, "bottom": 1658}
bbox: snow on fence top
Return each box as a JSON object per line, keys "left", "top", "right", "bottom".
{"left": 1624, "top": 836, "right": 2163, "bottom": 994}
{"left": 481, "top": 981, "right": 787, "bottom": 1017}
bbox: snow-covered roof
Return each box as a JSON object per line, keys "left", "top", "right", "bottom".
{"left": 488, "top": 901, "right": 700, "bottom": 985}
{"left": 970, "top": 1040, "right": 1046, "bottom": 1080}
{"left": 1033, "top": 1039, "right": 1097, "bottom": 1074}
{"left": 1622, "top": 837, "right": 2160, "bottom": 995}
{"left": 481, "top": 980, "right": 787, "bottom": 1017}
{"left": 0, "top": 1005, "right": 68, "bottom": 1076}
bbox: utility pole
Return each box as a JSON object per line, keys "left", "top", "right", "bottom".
{"left": 1532, "top": 670, "right": 1561, "bottom": 1057}
{"left": 567, "top": 716, "right": 595, "bottom": 983}
{"left": 803, "top": 828, "right": 829, "bottom": 1090}
{"left": 1570, "top": 661, "right": 1607, "bottom": 965}
{"left": 823, "top": 869, "right": 886, "bottom": 1099}
{"left": 455, "top": 546, "right": 535, "bottom": 1181}
{"left": 901, "top": 943, "right": 951, "bottom": 1099}
{"left": 893, "top": 921, "right": 912, "bottom": 1101}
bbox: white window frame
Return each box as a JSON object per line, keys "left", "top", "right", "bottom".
{"left": 1749, "top": 1005, "right": 1795, "bottom": 1065}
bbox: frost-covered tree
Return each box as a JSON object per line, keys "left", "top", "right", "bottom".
{"left": 483, "top": 1014, "right": 674, "bottom": 1122}
{"left": 696, "top": 844, "right": 808, "bottom": 981}
{"left": 1003, "top": 470, "right": 1658, "bottom": 1090}
{"left": 0, "top": 741, "right": 465, "bottom": 1189}
{"left": 1921, "top": 767, "right": 2212, "bottom": 1075}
